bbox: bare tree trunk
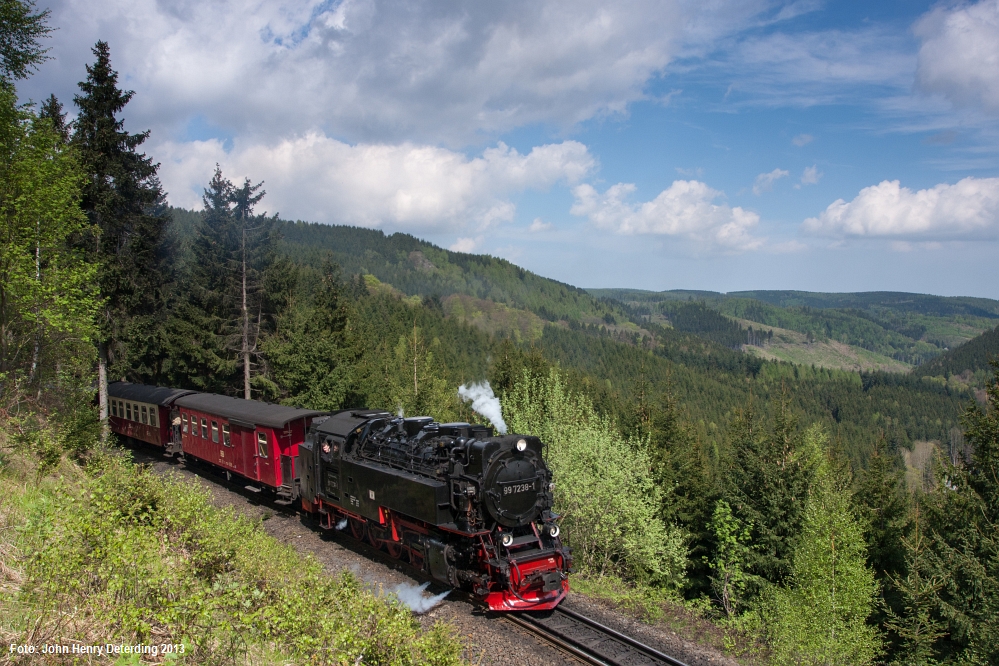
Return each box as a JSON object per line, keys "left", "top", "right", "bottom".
{"left": 242, "top": 227, "right": 250, "bottom": 400}
{"left": 98, "top": 339, "right": 109, "bottom": 439}
{"left": 29, "top": 222, "right": 40, "bottom": 386}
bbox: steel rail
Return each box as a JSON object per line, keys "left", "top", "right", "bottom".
{"left": 504, "top": 606, "right": 690, "bottom": 666}
{"left": 503, "top": 612, "right": 610, "bottom": 666}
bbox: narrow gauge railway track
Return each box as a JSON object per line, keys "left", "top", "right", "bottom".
{"left": 503, "top": 606, "right": 689, "bottom": 666}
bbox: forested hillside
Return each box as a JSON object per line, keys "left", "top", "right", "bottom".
{"left": 594, "top": 287, "right": 999, "bottom": 367}
{"left": 915, "top": 324, "right": 999, "bottom": 380}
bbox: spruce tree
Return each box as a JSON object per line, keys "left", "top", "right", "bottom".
{"left": 72, "top": 41, "right": 170, "bottom": 428}
{"left": 37, "top": 94, "right": 68, "bottom": 142}
{"left": 763, "top": 425, "right": 883, "bottom": 665}
{"left": 902, "top": 361, "right": 999, "bottom": 662}
{"left": 854, "top": 431, "right": 912, "bottom": 654}
{"left": 722, "top": 391, "right": 816, "bottom": 594}
{"left": 263, "top": 258, "right": 358, "bottom": 409}
{"left": 171, "top": 167, "right": 281, "bottom": 396}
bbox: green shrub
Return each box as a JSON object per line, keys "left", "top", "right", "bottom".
{"left": 505, "top": 368, "right": 688, "bottom": 590}
{"left": 0, "top": 447, "right": 464, "bottom": 665}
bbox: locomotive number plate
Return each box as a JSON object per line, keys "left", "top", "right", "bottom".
{"left": 503, "top": 482, "right": 535, "bottom": 495}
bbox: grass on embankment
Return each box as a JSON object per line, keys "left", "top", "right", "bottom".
{"left": 0, "top": 442, "right": 465, "bottom": 665}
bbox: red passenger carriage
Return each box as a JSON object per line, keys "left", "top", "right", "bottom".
{"left": 173, "top": 393, "right": 324, "bottom": 497}
{"left": 108, "top": 382, "right": 197, "bottom": 448}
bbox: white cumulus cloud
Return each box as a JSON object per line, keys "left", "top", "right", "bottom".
{"left": 803, "top": 177, "right": 999, "bottom": 240}
{"left": 915, "top": 0, "right": 999, "bottom": 115}
{"left": 570, "top": 180, "right": 763, "bottom": 251}
{"left": 158, "top": 137, "right": 594, "bottom": 232}
{"left": 753, "top": 168, "right": 789, "bottom": 195}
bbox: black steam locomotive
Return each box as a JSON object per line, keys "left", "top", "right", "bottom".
{"left": 107, "top": 381, "right": 571, "bottom": 611}
{"left": 299, "top": 410, "right": 571, "bottom": 610}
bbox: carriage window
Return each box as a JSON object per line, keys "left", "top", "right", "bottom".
{"left": 256, "top": 432, "right": 268, "bottom": 458}
{"left": 211, "top": 421, "right": 219, "bottom": 443}
{"left": 126, "top": 403, "right": 132, "bottom": 420}
{"left": 201, "top": 418, "right": 208, "bottom": 438}
{"left": 182, "top": 414, "right": 188, "bottom": 433}
{"left": 150, "top": 410, "right": 157, "bottom": 427}
{"left": 222, "top": 424, "right": 231, "bottom": 446}
{"left": 141, "top": 406, "right": 148, "bottom": 424}
{"left": 134, "top": 404, "right": 140, "bottom": 421}
{"left": 111, "top": 401, "right": 118, "bottom": 417}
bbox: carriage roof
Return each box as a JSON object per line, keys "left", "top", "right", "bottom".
{"left": 108, "top": 382, "right": 199, "bottom": 407}
{"left": 174, "top": 393, "right": 325, "bottom": 429}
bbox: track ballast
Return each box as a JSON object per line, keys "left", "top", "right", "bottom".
{"left": 503, "top": 605, "right": 690, "bottom": 666}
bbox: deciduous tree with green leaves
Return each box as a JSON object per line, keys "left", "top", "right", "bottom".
{"left": 0, "top": 91, "right": 96, "bottom": 411}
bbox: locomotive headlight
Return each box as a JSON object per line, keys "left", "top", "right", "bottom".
{"left": 500, "top": 533, "right": 514, "bottom": 547}
{"left": 516, "top": 438, "right": 527, "bottom": 452}
{"left": 548, "top": 524, "right": 560, "bottom": 538}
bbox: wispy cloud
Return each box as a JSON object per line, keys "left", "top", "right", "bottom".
{"left": 800, "top": 165, "right": 822, "bottom": 185}
{"left": 528, "top": 218, "right": 553, "bottom": 232}
{"left": 450, "top": 237, "right": 481, "bottom": 253}
{"left": 792, "top": 133, "right": 813, "bottom": 146}
{"left": 753, "top": 168, "right": 789, "bottom": 195}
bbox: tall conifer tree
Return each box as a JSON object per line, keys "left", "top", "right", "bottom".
{"left": 72, "top": 41, "right": 169, "bottom": 429}
{"left": 173, "top": 167, "right": 279, "bottom": 397}
{"left": 723, "top": 390, "right": 817, "bottom": 594}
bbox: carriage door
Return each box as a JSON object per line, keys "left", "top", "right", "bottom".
{"left": 255, "top": 429, "right": 276, "bottom": 486}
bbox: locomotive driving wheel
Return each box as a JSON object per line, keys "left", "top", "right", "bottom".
{"left": 383, "top": 540, "right": 402, "bottom": 558}
{"left": 349, "top": 517, "right": 366, "bottom": 541}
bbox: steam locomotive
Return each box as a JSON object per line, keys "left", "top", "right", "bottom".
{"left": 107, "top": 382, "right": 571, "bottom": 611}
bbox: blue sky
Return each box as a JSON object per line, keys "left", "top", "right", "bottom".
{"left": 21, "top": 0, "right": 999, "bottom": 297}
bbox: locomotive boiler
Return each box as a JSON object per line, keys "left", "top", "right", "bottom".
{"left": 298, "top": 410, "right": 571, "bottom": 611}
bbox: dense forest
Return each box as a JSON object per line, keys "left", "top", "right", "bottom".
{"left": 3, "top": 8, "right": 999, "bottom": 664}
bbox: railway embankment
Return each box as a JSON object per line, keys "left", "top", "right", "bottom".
{"left": 0, "top": 444, "right": 463, "bottom": 665}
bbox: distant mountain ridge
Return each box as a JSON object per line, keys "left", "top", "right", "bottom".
{"left": 590, "top": 287, "right": 999, "bottom": 369}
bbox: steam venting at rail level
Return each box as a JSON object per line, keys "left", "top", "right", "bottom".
{"left": 457, "top": 381, "right": 507, "bottom": 434}
{"left": 390, "top": 582, "right": 450, "bottom": 614}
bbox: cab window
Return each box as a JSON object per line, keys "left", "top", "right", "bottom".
{"left": 256, "top": 432, "right": 268, "bottom": 458}
{"left": 182, "top": 414, "right": 188, "bottom": 433}
{"left": 211, "top": 421, "right": 219, "bottom": 443}
{"left": 201, "top": 418, "right": 208, "bottom": 438}
{"left": 222, "top": 424, "right": 231, "bottom": 446}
